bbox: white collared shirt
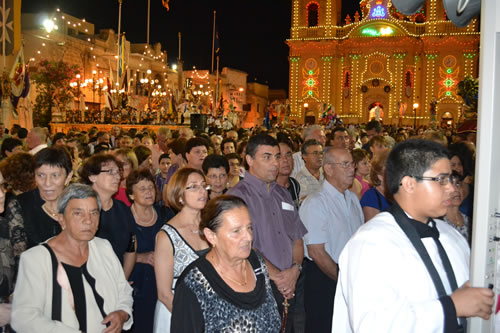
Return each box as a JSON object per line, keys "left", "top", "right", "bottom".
{"left": 299, "top": 180, "right": 363, "bottom": 263}
{"left": 331, "top": 212, "right": 470, "bottom": 333}
{"left": 29, "top": 143, "right": 48, "bottom": 155}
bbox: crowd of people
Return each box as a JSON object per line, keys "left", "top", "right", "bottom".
{"left": 0, "top": 118, "right": 492, "bottom": 332}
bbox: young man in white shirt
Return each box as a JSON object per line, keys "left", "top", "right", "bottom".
{"left": 332, "top": 139, "right": 494, "bottom": 333}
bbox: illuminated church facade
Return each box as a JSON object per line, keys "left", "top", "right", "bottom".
{"left": 287, "top": 0, "right": 480, "bottom": 126}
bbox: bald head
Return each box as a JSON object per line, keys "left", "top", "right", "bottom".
{"left": 323, "top": 147, "right": 355, "bottom": 192}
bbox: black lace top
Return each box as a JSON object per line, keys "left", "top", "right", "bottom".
{"left": 171, "top": 250, "right": 281, "bottom": 332}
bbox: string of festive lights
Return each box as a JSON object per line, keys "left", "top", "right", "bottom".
{"left": 287, "top": 0, "right": 479, "bottom": 124}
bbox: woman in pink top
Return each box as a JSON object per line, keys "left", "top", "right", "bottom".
{"left": 113, "top": 148, "right": 139, "bottom": 206}
{"left": 350, "top": 148, "right": 371, "bottom": 199}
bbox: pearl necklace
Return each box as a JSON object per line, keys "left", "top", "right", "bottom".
{"left": 131, "top": 205, "right": 156, "bottom": 226}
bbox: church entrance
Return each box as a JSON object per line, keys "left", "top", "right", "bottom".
{"left": 360, "top": 81, "right": 391, "bottom": 123}
{"left": 368, "top": 102, "right": 384, "bottom": 121}
{"left": 440, "top": 112, "right": 454, "bottom": 128}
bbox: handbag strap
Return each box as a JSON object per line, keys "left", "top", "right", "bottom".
{"left": 42, "top": 243, "right": 61, "bottom": 322}
{"left": 388, "top": 204, "right": 466, "bottom": 331}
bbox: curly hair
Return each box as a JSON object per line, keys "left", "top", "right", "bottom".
{"left": 0, "top": 152, "right": 36, "bottom": 194}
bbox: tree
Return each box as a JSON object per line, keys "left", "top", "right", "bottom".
{"left": 32, "top": 59, "right": 80, "bottom": 128}
{"left": 457, "top": 75, "right": 479, "bottom": 120}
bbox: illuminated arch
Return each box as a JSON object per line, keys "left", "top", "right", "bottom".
{"left": 306, "top": 2, "right": 319, "bottom": 27}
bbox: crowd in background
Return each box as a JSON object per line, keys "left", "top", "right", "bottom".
{"left": 0, "top": 118, "right": 478, "bottom": 332}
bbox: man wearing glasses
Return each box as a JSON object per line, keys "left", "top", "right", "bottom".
{"left": 332, "top": 139, "right": 494, "bottom": 333}
{"left": 299, "top": 147, "right": 363, "bottom": 332}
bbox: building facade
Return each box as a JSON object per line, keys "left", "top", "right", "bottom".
{"left": 287, "top": 0, "right": 480, "bottom": 126}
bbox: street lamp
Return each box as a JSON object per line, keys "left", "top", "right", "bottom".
{"left": 43, "top": 19, "right": 55, "bottom": 33}
{"left": 413, "top": 103, "right": 419, "bottom": 129}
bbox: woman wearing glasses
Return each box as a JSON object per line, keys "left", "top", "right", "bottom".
{"left": 79, "top": 154, "right": 137, "bottom": 280}
{"left": 153, "top": 168, "right": 209, "bottom": 333}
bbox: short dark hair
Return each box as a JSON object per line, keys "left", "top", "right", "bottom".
{"left": 126, "top": 169, "right": 155, "bottom": 200}
{"left": 1, "top": 137, "right": 22, "bottom": 157}
{"left": 79, "top": 153, "right": 122, "bottom": 185}
{"left": 133, "top": 145, "right": 152, "bottom": 166}
{"left": 331, "top": 127, "right": 347, "bottom": 137}
{"left": 366, "top": 120, "right": 382, "bottom": 133}
{"left": 94, "top": 143, "right": 111, "bottom": 154}
{"left": 224, "top": 153, "right": 241, "bottom": 164}
{"left": 17, "top": 127, "right": 28, "bottom": 139}
{"left": 52, "top": 132, "right": 66, "bottom": 143}
{"left": 200, "top": 195, "right": 247, "bottom": 241}
{"left": 301, "top": 139, "right": 322, "bottom": 155}
{"left": 169, "top": 138, "right": 187, "bottom": 155}
{"left": 246, "top": 134, "right": 278, "bottom": 158}
{"left": 277, "top": 137, "right": 294, "bottom": 152}
{"left": 386, "top": 139, "right": 450, "bottom": 195}
{"left": 448, "top": 142, "right": 475, "bottom": 177}
{"left": 96, "top": 131, "right": 108, "bottom": 139}
{"left": 202, "top": 155, "right": 229, "bottom": 174}
{"left": 159, "top": 153, "right": 170, "bottom": 163}
{"left": 184, "top": 137, "right": 209, "bottom": 159}
{"left": 221, "top": 138, "right": 236, "bottom": 152}
{"left": 34, "top": 147, "right": 72, "bottom": 176}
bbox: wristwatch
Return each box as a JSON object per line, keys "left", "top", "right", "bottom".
{"left": 292, "top": 261, "right": 302, "bottom": 272}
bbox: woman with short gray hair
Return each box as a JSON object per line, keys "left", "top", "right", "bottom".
{"left": 11, "top": 183, "right": 134, "bottom": 333}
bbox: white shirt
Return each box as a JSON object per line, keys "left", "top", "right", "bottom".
{"left": 12, "top": 237, "right": 134, "bottom": 332}
{"left": 331, "top": 212, "right": 470, "bottom": 333}
{"left": 29, "top": 143, "right": 48, "bottom": 155}
{"left": 295, "top": 166, "right": 324, "bottom": 202}
{"left": 291, "top": 151, "right": 304, "bottom": 178}
{"left": 299, "top": 180, "right": 363, "bottom": 263}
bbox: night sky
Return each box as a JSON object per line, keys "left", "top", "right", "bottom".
{"left": 22, "top": 0, "right": 360, "bottom": 92}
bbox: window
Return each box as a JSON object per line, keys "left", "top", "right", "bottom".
{"left": 307, "top": 2, "right": 319, "bottom": 27}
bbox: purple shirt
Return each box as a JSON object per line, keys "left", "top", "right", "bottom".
{"left": 229, "top": 171, "right": 307, "bottom": 271}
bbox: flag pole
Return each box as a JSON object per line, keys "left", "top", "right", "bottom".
{"left": 2, "top": 0, "right": 5, "bottom": 72}
{"left": 117, "top": 0, "right": 122, "bottom": 86}
{"left": 215, "top": 55, "right": 219, "bottom": 114}
{"left": 147, "top": 0, "right": 151, "bottom": 46}
{"left": 211, "top": 10, "right": 216, "bottom": 74}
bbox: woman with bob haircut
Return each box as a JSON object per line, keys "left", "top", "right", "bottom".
{"left": 79, "top": 154, "right": 136, "bottom": 279}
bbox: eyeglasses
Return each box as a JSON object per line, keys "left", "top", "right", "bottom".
{"left": 185, "top": 184, "right": 211, "bottom": 192}
{"left": 100, "top": 169, "right": 122, "bottom": 177}
{"left": 136, "top": 185, "right": 155, "bottom": 193}
{"left": 412, "top": 175, "right": 459, "bottom": 186}
{"left": 329, "top": 161, "right": 355, "bottom": 169}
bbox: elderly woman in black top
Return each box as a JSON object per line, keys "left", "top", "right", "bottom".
{"left": 15, "top": 147, "right": 73, "bottom": 249}
{"left": 79, "top": 154, "right": 136, "bottom": 279}
{"left": 171, "top": 195, "right": 281, "bottom": 332}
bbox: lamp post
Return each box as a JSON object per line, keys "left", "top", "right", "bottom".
{"left": 304, "top": 102, "right": 309, "bottom": 124}
{"left": 413, "top": 102, "right": 419, "bottom": 129}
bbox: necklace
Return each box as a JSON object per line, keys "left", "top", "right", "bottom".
{"left": 42, "top": 203, "right": 59, "bottom": 220}
{"left": 212, "top": 254, "right": 248, "bottom": 287}
{"left": 131, "top": 205, "right": 156, "bottom": 226}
